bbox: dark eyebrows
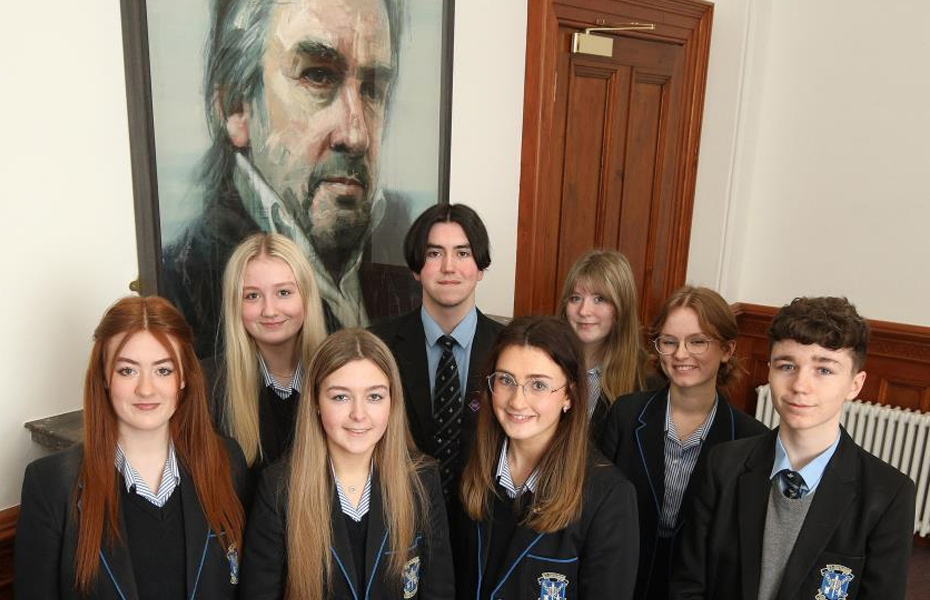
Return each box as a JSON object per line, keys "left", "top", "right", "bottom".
{"left": 426, "top": 243, "right": 472, "bottom": 250}
{"left": 770, "top": 354, "right": 794, "bottom": 363}
{"left": 295, "top": 40, "right": 345, "bottom": 68}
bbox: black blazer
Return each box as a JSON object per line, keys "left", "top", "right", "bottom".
{"left": 598, "top": 387, "right": 768, "bottom": 599}
{"left": 14, "top": 439, "right": 248, "bottom": 600}
{"left": 453, "top": 454, "right": 639, "bottom": 600}
{"left": 671, "top": 427, "right": 917, "bottom": 600}
{"left": 369, "top": 308, "right": 503, "bottom": 461}
{"left": 240, "top": 460, "right": 455, "bottom": 599}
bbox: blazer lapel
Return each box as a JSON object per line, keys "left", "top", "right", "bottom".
{"left": 738, "top": 431, "right": 778, "bottom": 600}
{"left": 466, "top": 311, "right": 497, "bottom": 399}
{"left": 363, "top": 470, "right": 390, "bottom": 600}
{"left": 330, "top": 490, "right": 361, "bottom": 599}
{"left": 491, "top": 520, "right": 545, "bottom": 595}
{"left": 97, "top": 490, "right": 140, "bottom": 600}
{"left": 180, "top": 466, "right": 212, "bottom": 598}
{"left": 395, "top": 312, "right": 432, "bottom": 438}
{"left": 635, "top": 390, "right": 668, "bottom": 518}
{"left": 677, "top": 398, "right": 737, "bottom": 530}
{"left": 776, "top": 430, "right": 858, "bottom": 600}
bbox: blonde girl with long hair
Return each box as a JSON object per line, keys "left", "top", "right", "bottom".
{"left": 456, "top": 316, "right": 639, "bottom": 600}
{"left": 240, "top": 328, "right": 455, "bottom": 599}
{"left": 204, "top": 233, "right": 327, "bottom": 469}
{"left": 558, "top": 250, "right": 648, "bottom": 439}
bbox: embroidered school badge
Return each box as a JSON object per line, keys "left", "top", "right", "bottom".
{"left": 537, "top": 572, "right": 569, "bottom": 600}
{"left": 402, "top": 556, "right": 421, "bottom": 598}
{"left": 226, "top": 544, "right": 239, "bottom": 585}
{"left": 816, "top": 564, "right": 854, "bottom": 600}
{"left": 468, "top": 397, "right": 481, "bottom": 413}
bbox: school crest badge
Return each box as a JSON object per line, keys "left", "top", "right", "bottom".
{"left": 403, "top": 556, "right": 421, "bottom": 598}
{"left": 225, "top": 544, "right": 239, "bottom": 585}
{"left": 816, "top": 564, "right": 854, "bottom": 600}
{"left": 537, "top": 571, "right": 569, "bottom": 600}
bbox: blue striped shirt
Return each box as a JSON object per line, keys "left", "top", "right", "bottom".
{"left": 659, "top": 395, "right": 718, "bottom": 537}
{"left": 114, "top": 443, "right": 180, "bottom": 508}
{"left": 495, "top": 439, "right": 540, "bottom": 498}
{"left": 332, "top": 463, "right": 373, "bottom": 522}
{"left": 258, "top": 354, "right": 303, "bottom": 399}
{"left": 586, "top": 366, "right": 602, "bottom": 418}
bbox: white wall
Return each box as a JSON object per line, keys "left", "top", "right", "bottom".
{"left": 0, "top": 2, "right": 139, "bottom": 508}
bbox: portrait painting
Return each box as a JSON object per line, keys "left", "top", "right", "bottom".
{"left": 121, "top": 0, "right": 453, "bottom": 356}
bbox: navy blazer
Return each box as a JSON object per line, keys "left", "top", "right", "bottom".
{"left": 671, "top": 427, "right": 916, "bottom": 600}
{"left": 454, "top": 454, "right": 639, "bottom": 600}
{"left": 369, "top": 308, "right": 503, "bottom": 462}
{"left": 598, "top": 387, "right": 768, "bottom": 599}
{"left": 240, "top": 460, "right": 455, "bottom": 599}
{"left": 14, "top": 439, "right": 248, "bottom": 600}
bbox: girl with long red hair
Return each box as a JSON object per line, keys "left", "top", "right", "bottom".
{"left": 15, "top": 296, "right": 246, "bottom": 599}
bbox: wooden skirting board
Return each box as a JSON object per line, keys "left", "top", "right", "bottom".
{"left": 730, "top": 303, "right": 930, "bottom": 415}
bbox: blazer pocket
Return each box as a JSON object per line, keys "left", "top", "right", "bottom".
{"left": 802, "top": 552, "right": 865, "bottom": 600}
{"left": 523, "top": 554, "right": 579, "bottom": 600}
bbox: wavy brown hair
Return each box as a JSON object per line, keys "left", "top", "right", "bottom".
{"left": 285, "top": 329, "right": 428, "bottom": 599}
{"left": 558, "top": 250, "right": 646, "bottom": 401}
{"left": 75, "top": 296, "right": 243, "bottom": 593}
{"left": 460, "top": 316, "right": 589, "bottom": 532}
{"left": 648, "top": 285, "right": 743, "bottom": 388}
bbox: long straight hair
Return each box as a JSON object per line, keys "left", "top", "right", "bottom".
{"left": 75, "top": 296, "right": 243, "bottom": 593}
{"left": 221, "top": 233, "right": 327, "bottom": 465}
{"left": 286, "top": 329, "right": 428, "bottom": 599}
{"left": 558, "top": 250, "right": 645, "bottom": 401}
{"left": 460, "top": 316, "right": 589, "bottom": 532}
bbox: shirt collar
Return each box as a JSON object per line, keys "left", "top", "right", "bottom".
{"left": 664, "top": 391, "right": 719, "bottom": 445}
{"left": 421, "top": 305, "right": 478, "bottom": 349}
{"left": 114, "top": 442, "right": 181, "bottom": 506}
{"left": 495, "top": 439, "right": 539, "bottom": 498}
{"left": 257, "top": 353, "right": 303, "bottom": 398}
{"left": 331, "top": 461, "right": 374, "bottom": 522}
{"left": 770, "top": 430, "right": 841, "bottom": 494}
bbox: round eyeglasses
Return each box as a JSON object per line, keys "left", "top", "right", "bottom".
{"left": 487, "top": 372, "right": 568, "bottom": 399}
{"left": 653, "top": 336, "right": 717, "bottom": 356}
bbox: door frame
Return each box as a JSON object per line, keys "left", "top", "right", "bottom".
{"left": 514, "top": 0, "right": 714, "bottom": 317}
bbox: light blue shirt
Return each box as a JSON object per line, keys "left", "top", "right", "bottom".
{"left": 770, "top": 431, "right": 841, "bottom": 496}
{"left": 422, "top": 306, "right": 477, "bottom": 408}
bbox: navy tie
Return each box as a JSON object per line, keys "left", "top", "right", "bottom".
{"left": 780, "top": 469, "right": 806, "bottom": 500}
{"left": 432, "top": 335, "right": 463, "bottom": 502}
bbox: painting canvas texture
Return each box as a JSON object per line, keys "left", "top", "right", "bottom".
{"left": 144, "top": 0, "right": 445, "bottom": 355}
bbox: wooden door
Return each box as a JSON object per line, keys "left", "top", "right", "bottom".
{"left": 515, "top": 0, "right": 713, "bottom": 323}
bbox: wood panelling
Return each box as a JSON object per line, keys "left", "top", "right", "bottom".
{"left": 0, "top": 506, "right": 17, "bottom": 599}
{"left": 730, "top": 303, "right": 930, "bottom": 416}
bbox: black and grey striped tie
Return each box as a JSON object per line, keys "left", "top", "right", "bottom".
{"left": 433, "top": 335, "right": 463, "bottom": 501}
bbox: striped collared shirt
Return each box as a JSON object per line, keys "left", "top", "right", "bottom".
{"left": 258, "top": 354, "right": 303, "bottom": 400}
{"left": 332, "top": 463, "right": 373, "bottom": 522}
{"left": 586, "top": 366, "right": 602, "bottom": 418}
{"left": 658, "top": 394, "right": 718, "bottom": 537}
{"left": 495, "top": 439, "right": 540, "bottom": 499}
{"left": 114, "top": 443, "right": 181, "bottom": 508}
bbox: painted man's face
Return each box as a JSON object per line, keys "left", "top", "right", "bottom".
{"left": 231, "top": 0, "right": 394, "bottom": 260}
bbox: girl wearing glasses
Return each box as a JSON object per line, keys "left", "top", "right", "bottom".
{"left": 598, "top": 286, "right": 767, "bottom": 600}
{"left": 558, "top": 250, "right": 648, "bottom": 440}
{"left": 455, "top": 316, "right": 639, "bottom": 600}
{"left": 239, "top": 329, "right": 455, "bottom": 599}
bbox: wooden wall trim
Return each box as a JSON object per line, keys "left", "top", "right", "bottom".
{"left": 0, "top": 505, "right": 18, "bottom": 598}
{"left": 730, "top": 303, "right": 930, "bottom": 415}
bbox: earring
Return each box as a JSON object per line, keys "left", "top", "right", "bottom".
{"left": 562, "top": 404, "right": 569, "bottom": 413}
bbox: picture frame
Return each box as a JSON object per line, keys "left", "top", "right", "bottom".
{"left": 119, "top": 0, "right": 454, "bottom": 351}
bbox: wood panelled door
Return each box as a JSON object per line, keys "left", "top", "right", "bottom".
{"left": 516, "top": 0, "right": 713, "bottom": 322}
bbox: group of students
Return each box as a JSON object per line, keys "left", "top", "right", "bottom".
{"left": 14, "top": 203, "right": 917, "bottom": 599}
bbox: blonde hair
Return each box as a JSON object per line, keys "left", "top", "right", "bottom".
{"left": 221, "top": 233, "right": 327, "bottom": 465}
{"left": 286, "top": 329, "right": 428, "bottom": 599}
{"left": 558, "top": 250, "right": 645, "bottom": 401}
{"left": 461, "top": 317, "right": 589, "bottom": 532}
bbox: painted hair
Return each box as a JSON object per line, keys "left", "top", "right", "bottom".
{"left": 648, "top": 285, "right": 742, "bottom": 387}
{"left": 769, "top": 296, "right": 869, "bottom": 372}
{"left": 285, "top": 328, "right": 428, "bottom": 598}
{"left": 557, "top": 250, "right": 645, "bottom": 401}
{"left": 201, "top": 0, "right": 406, "bottom": 205}
{"left": 402, "top": 203, "right": 491, "bottom": 274}
{"left": 221, "top": 233, "right": 327, "bottom": 465}
{"left": 460, "top": 316, "right": 589, "bottom": 532}
{"left": 75, "top": 296, "right": 242, "bottom": 592}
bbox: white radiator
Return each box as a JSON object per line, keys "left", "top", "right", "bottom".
{"left": 755, "top": 384, "right": 930, "bottom": 537}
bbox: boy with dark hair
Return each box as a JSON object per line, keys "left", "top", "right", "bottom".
{"left": 370, "top": 203, "right": 503, "bottom": 503}
{"left": 672, "top": 296, "right": 916, "bottom": 600}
